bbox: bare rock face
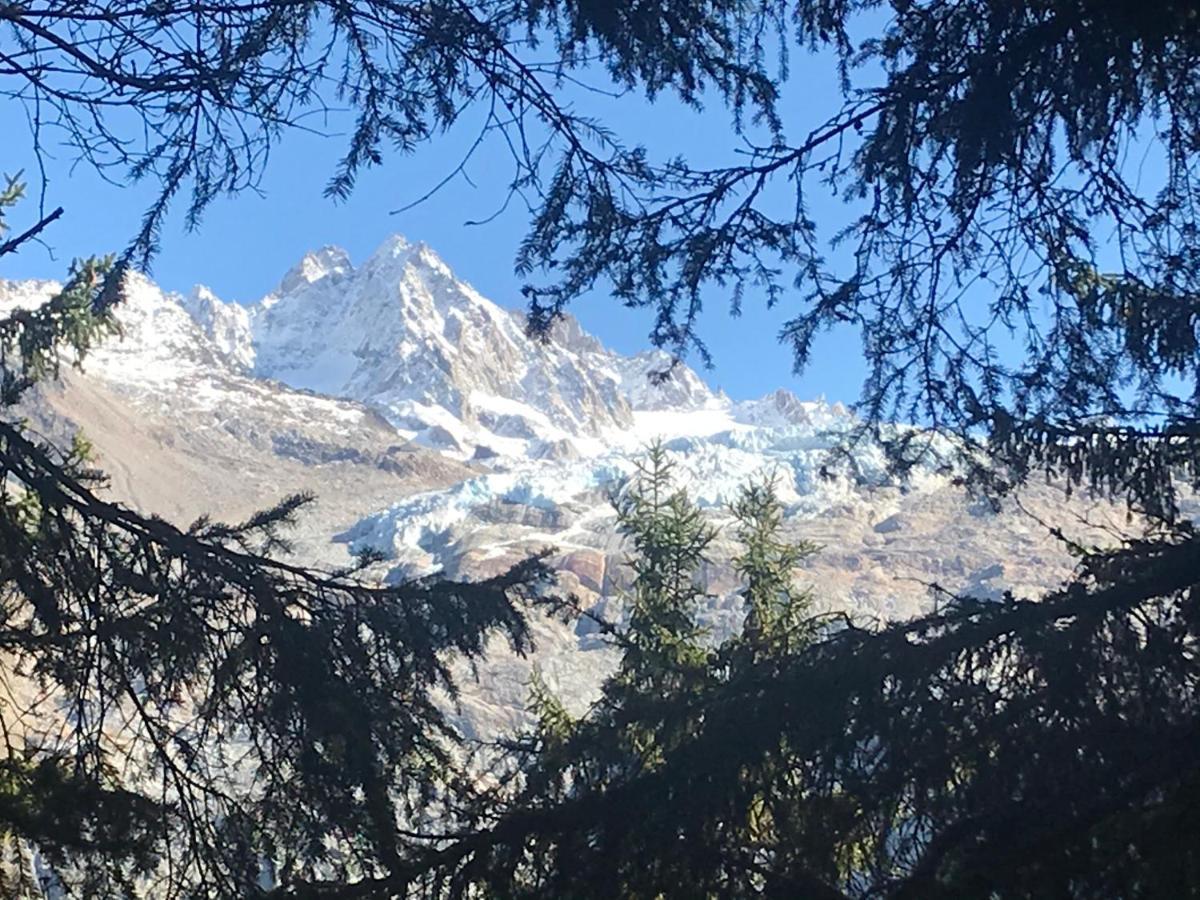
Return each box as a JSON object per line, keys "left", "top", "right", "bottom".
{"left": 188, "top": 237, "right": 658, "bottom": 456}
{"left": 0, "top": 236, "right": 1151, "bottom": 737}
{"left": 557, "top": 549, "right": 608, "bottom": 593}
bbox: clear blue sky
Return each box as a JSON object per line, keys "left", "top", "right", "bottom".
{"left": 1, "top": 51, "right": 867, "bottom": 403}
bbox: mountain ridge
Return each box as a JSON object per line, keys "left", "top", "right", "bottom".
{"left": 94, "top": 234, "right": 837, "bottom": 461}
{"left": 0, "top": 237, "right": 1134, "bottom": 732}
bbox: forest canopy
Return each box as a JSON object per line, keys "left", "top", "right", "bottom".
{"left": 3, "top": 1, "right": 1200, "bottom": 897}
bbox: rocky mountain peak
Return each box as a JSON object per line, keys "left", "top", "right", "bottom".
{"left": 183, "top": 284, "right": 254, "bottom": 371}
{"left": 361, "top": 234, "right": 445, "bottom": 270}
{"left": 276, "top": 245, "right": 354, "bottom": 296}
{"left": 9, "top": 235, "right": 826, "bottom": 465}
{"left": 190, "top": 235, "right": 715, "bottom": 456}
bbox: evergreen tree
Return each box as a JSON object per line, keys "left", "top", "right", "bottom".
{"left": 729, "top": 476, "right": 819, "bottom": 660}
{"left": 7, "top": 4, "right": 1200, "bottom": 896}
{"left": 0, "top": 180, "right": 548, "bottom": 897}
{"left": 394, "top": 474, "right": 1200, "bottom": 899}
{"left": 609, "top": 442, "right": 714, "bottom": 700}
{"left": 417, "top": 454, "right": 831, "bottom": 899}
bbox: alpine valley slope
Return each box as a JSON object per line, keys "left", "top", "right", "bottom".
{"left": 0, "top": 236, "right": 1142, "bottom": 736}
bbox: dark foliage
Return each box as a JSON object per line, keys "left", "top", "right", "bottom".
{"left": 0, "top": 184, "right": 549, "bottom": 897}
{"left": 7, "top": 3, "right": 1200, "bottom": 898}
{"left": 399, "top": 460, "right": 1200, "bottom": 900}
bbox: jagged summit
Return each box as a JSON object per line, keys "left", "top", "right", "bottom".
{"left": 1, "top": 236, "right": 850, "bottom": 465}
{"left": 1, "top": 236, "right": 851, "bottom": 464}
{"left": 275, "top": 245, "right": 354, "bottom": 296}
{"left": 178, "top": 234, "right": 750, "bottom": 458}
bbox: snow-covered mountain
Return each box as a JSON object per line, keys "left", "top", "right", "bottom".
{"left": 182, "top": 236, "right": 731, "bottom": 459}
{"left": 0, "top": 236, "right": 1137, "bottom": 733}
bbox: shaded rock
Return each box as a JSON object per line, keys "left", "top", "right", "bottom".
{"left": 874, "top": 513, "right": 905, "bottom": 534}
{"left": 558, "top": 549, "right": 607, "bottom": 593}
